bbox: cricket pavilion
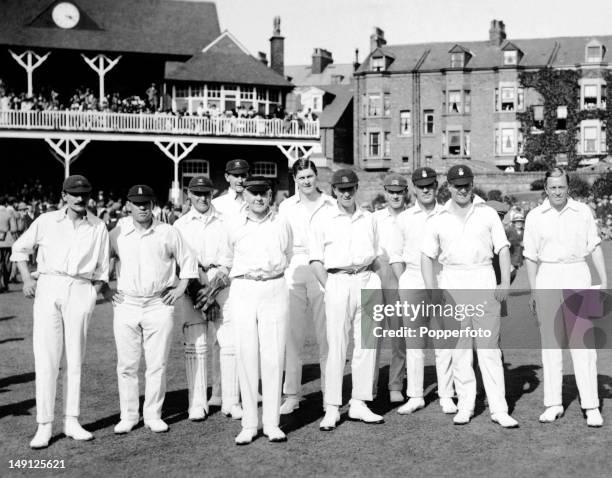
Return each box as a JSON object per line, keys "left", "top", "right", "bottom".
{"left": 0, "top": 0, "right": 320, "bottom": 201}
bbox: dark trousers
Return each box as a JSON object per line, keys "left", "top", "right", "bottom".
{"left": 0, "top": 247, "right": 11, "bottom": 290}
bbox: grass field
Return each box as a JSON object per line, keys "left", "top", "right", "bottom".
{"left": 2, "top": 246, "right": 612, "bottom": 477}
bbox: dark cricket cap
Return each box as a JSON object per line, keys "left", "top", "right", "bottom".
{"left": 447, "top": 164, "right": 474, "bottom": 186}
{"left": 412, "top": 167, "right": 437, "bottom": 187}
{"left": 188, "top": 176, "right": 214, "bottom": 192}
{"left": 244, "top": 176, "right": 271, "bottom": 193}
{"left": 331, "top": 169, "right": 359, "bottom": 188}
{"left": 127, "top": 184, "right": 155, "bottom": 202}
{"left": 225, "top": 159, "right": 250, "bottom": 174}
{"left": 62, "top": 175, "right": 92, "bottom": 194}
{"left": 383, "top": 173, "right": 408, "bottom": 192}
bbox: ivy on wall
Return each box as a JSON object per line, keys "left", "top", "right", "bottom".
{"left": 518, "top": 69, "right": 612, "bottom": 171}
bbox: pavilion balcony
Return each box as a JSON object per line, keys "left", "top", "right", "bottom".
{"left": 0, "top": 110, "right": 320, "bottom": 139}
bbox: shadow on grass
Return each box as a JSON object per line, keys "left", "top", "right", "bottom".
{"left": 0, "top": 337, "right": 24, "bottom": 344}
{"left": 0, "top": 371, "right": 35, "bottom": 389}
{"left": 0, "top": 397, "right": 35, "bottom": 418}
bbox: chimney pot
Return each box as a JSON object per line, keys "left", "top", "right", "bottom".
{"left": 270, "top": 16, "right": 284, "bottom": 76}
{"left": 312, "top": 48, "right": 333, "bottom": 74}
{"left": 489, "top": 19, "right": 507, "bottom": 46}
{"left": 370, "top": 27, "right": 386, "bottom": 52}
{"left": 258, "top": 51, "right": 268, "bottom": 66}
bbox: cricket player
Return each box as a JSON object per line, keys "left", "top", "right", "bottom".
{"left": 390, "top": 167, "right": 456, "bottom": 415}
{"left": 208, "top": 159, "right": 249, "bottom": 407}
{"left": 310, "top": 169, "right": 385, "bottom": 431}
{"left": 421, "top": 165, "right": 518, "bottom": 428}
{"left": 278, "top": 159, "right": 333, "bottom": 414}
{"left": 523, "top": 168, "right": 606, "bottom": 427}
{"left": 372, "top": 173, "right": 408, "bottom": 404}
{"left": 107, "top": 185, "right": 198, "bottom": 434}
{"left": 11, "top": 175, "right": 110, "bottom": 449}
{"left": 222, "top": 177, "right": 292, "bottom": 445}
{"left": 173, "top": 176, "right": 241, "bottom": 421}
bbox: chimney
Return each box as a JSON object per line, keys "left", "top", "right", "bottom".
{"left": 312, "top": 48, "right": 333, "bottom": 74}
{"left": 489, "top": 19, "right": 507, "bottom": 46}
{"left": 353, "top": 48, "right": 360, "bottom": 71}
{"left": 269, "top": 16, "right": 284, "bottom": 76}
{"left": 370, "top": 27, "right": 386, "bottom": 52}
{"left": 258, "top": 51, "right": 268, "bottom": 66}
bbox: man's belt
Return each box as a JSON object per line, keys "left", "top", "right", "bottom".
{"left": 327, "top": 264, "right": 372, "bottom": 275}
{"left": 233, "top": 272, "right": 284, "bottom": 281}
{"left": 200, "top": 264, "right": 221, "bottom": 273}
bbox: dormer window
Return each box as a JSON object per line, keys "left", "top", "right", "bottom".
{"left": 371, "top": 56, "right": 385, "bottom": 72}
{"left": 585, "top": 40, "right": 605, "bottom": 63}
{"left": 503, "top": 50, "right": 517, "bottom": 65}
{"left": 450, "top": 52, "right": 464, "bottom": 68}
{"left": 449, "top": 45, "right": 471, "bottom": 69}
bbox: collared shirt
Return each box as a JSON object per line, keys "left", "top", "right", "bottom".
{"left": 422, "top": 196, "right": 509, "bottom": 267}
{"left": 173, "top": 206, "right": 228, "bottom": 268}
{"left": 309, "top": 205, "right": 382, "bottom": 269}
{"left": 222, "top": 210, "right": 293, "bottom": 278}
{"left": 212, "top": 188, "right": 247, "bottom": 218}
{"left": 523, "top": 198, "right": 600, "bottom": 263}
{"left": 373, "top": 206, "right": 405, "bottom": 263}
{"left": 278, "top": 192, "right": 335, "bottom": 255}
{"left": 393, "top": 202, "right": 443, "bottom": 267}
{"left": 11, "top": 208, "right": 109, "bottom": 281}
{"left": 110, "top": 219, "right": 198, "bottom": 297}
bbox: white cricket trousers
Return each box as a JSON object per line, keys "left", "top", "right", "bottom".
{"left": 535, "top": 261, "right": 598, "bottom": 409}
{"left": 33, "top": 274, "right": 97, "bottom": 423}
{"left": 439, "top": 266, "right": 508, "bottom": 415}
{"left": 398, "top": 267, "right": 453, "bottom": 399}
{"left": 230, "top": 277, "right": 288, "bottom": 429}
{"left": 324, "top": 271, "right": 381, "bottom": 407}
{"left": 113, "top": 295, "right": 174, "bottom": 421}
{"left": 283, "top": 253, "right": 327, "bottom": 397}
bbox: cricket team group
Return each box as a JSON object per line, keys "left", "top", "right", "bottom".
{"left": 9, "top": 157, "right": 608, "bottom": 449}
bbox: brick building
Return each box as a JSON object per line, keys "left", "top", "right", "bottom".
{"left": 354, "top": 21, "right": 612, "bottom": 171}
{"left": 286, "top": 49, "right": 357, "bottom": 165}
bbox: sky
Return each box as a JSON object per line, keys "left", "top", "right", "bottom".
{"left": 191, "top": 0, "right": 612, "bottom": 65}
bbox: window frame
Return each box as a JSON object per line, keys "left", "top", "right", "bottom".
{"left": 368, "top": 131, "right": 382, "bottom": 157}
{"left": 399, "top": 110, "right": 411, "bottom": 136}
{"left": 503, "top": 50, "right": 518, "bottom": 66}
{"left": 494, "top": 122, "right": 521, "bottom": 156}
{"left": 444, "top": 128, "right": 470, "bottom": 157}
{"left": 450, "top": 52, "right": 464, "bottom": 68}
{"left": 371, "top": 56, "right": 385, "bottom": 72}
{"left": 495, "top": 83, "right": 525, "bottom": 112}
{"left": 423, "top": 109, "right": 435, "bottom": 135}
{"left": 252, "top": 161, "right": 278, "bottom": 178}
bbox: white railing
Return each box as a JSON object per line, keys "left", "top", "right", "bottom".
{"left": 0, "top": 110, "right": 320, "bottom": 138}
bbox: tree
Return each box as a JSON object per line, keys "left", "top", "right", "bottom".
{"left": 592, "top": 171, "right": 612, "bottom": 198}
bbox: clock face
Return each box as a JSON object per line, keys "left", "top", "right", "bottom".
{"left": 52, "top": 2, "right": 80, "bottom": 29}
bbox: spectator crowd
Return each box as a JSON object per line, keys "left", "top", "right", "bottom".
{"left": 0, "top": 78, "right": 318, "bottom": 126}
